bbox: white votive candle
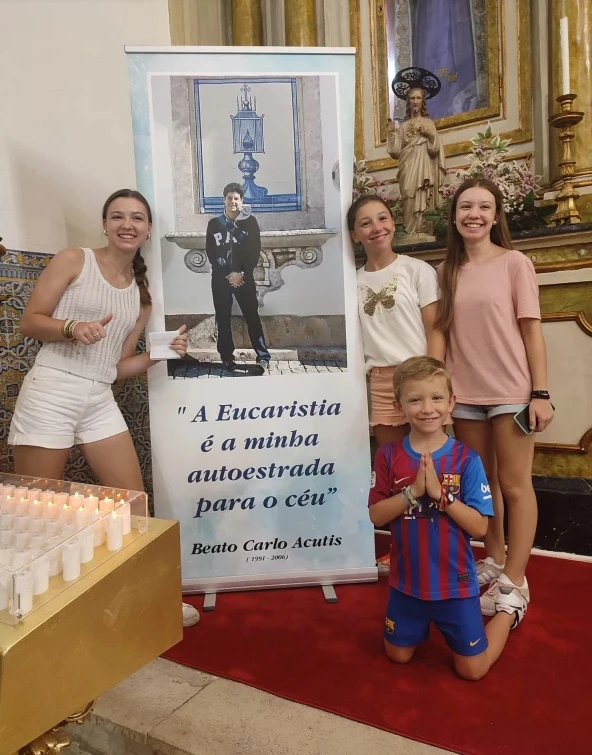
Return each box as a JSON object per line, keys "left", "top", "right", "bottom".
{"left": 69, "top": 492, "right": 85, "bottom": 508}
{"left": 0, "top": 530, "right": 13, "bottom": 547}
{"left": 29, "top": 534, "right": 46, "bottom": 553}
{"left": 16, "top": 498, "right": 30, "bottom": 516}
{"left": 0, "top": 546, "right": 14, "bottom": 566}
{"left": 1, "top": 485, "right": 15, "bottom": 497}
{"left": 26, "top": 488, "right": 42, "bottom": 501}
{"left": 32, "top": 553, "right": 50, "bottom": 595}
{"left": 53, "top": 492, "right": 69, "bottom": 508}
{"left": 106, "top": 511, "right": 124, "bottom": 552}
{"left": 61, "top": 524, "right": 77, "bottom": 539}
{"left": 92, "top": 510, "right": 104, "bottom": 547}
{"left": 62, "top": 540, "right": 81, "bottom": 581}
{"left": 45, "top": 520, "right": 61, "bottom": 539}
{"left": 79, "top": 530, "right": 95, "bottom": 563}
{"left": 58, "top": 504, "right": 74, "bottom": 524}
{"left": 30, "top": 518, "right": 45, "bottom": 536}
{"left": 3, "top": 496, "right": 16, "bottom": 514}
{"left": 75, "top": 507, "right": 91, "bottom": 530}
{"left": 29, "top": 500, "right": 44, "bottom": 519}
{"left": 0, "top": 571, "right": 9, "bottom": 611}
{"left": 560, "top": 16, "right": 570, "bottom": 95}
{"left": 99, "top": 497, "right": 115, "bottom": 514}
{"left": 43, "top": 502, "right": 58, "bottom": 521}
{"left": 84, "top": 495, "right": 98, "bottom": 512}
{"left": 40, "top": 490, "right": 54, "bottom": 504}
{"left": 0, "top": 513, "right": 14, "bottom": 530}
{"left": 15, "top": 532, "right": 30, "bottom": 549}
{"left": 14, "top": 516, "right": 30, "bottom": 534}
{"left": 14, "top": 486, "right": 28, "bottom": 500}
{"left": 13, "top": 570, "right": 34, "bottom": 616}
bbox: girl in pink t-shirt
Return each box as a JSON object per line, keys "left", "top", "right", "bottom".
{"left": 436, "top": 178, "right": 553, "bottom": 624}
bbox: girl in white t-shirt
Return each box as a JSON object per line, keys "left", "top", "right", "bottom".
{"left": 348, "top": 194, "right": 444, "bottom": 447}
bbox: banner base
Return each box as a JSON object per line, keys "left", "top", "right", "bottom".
{"left": 182, "top": 566, "right": 378, "bottom": 595}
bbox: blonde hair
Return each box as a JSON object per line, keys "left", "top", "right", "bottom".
{"left": 393, "top": 356, "right": 452, "bottom": 401}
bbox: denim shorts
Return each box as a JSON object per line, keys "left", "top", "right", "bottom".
{"left": 452, "top": 402, "right": 528, "bottom": 422}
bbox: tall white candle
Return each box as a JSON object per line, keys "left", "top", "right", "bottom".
{"left": 61, "top": 523, "right": 77, "bottom": 539}
{"left": 0, "top": 513, "right": 14, "bottom": 530}
{"left": 0, "top": 530, "right": 13, "bottom": 547}
{"left": 79, "top": 530, "right": 95, "bottom": 563}
{"left": 32, "top": 553, "right": 50, "bottom": 595}
{"left": 26, "top": 488, "right": 42, "bottom": 501}
{"left": 43, "top": 502, "right": 59, "bottom": 521}
{"left": 44, "top": 520, "right": 61, "bottom": 539}
{"left": 62, "top": 540, "right": 81, "bottom": 581}
{"left": 106, "top": 511, "right": 124, "bottom": 552}
{"left": 15, "top": 532, "right": 30, "bottom": 549}
{"left": 1, "top": 485, "right": 15, "bottom": 497}
{"left": 14, "top": 516, "right": 31, "bottom": 534}
{"left": 3, "top": 496, "right": 16, "bottom": 514}
{"left": 93, "top": 510, "right": 105, "bottom": 547}
{"left": 99, "top": 497, "right": 115, "bottom": 514}
{"left": 0, "top": 571, "right": 9, "bottom": 611}
{"left": 29, "top": 500, "right": 44, "bottom": 519}
{"left": 14, "top": 486, "right": 28, "bottom": 500}
{"left": 560, "top": 17, "right": 570, "bottom": 95}
{"left": 47, "top": 539, "right": 63, "bottom": 577}
{"left": 40, "top": 490, "right": 55, "bottom": 504}
{"left": 117, "top": 502, "right": 131, "bottom": 536}
{"left": 0, "top": 545, "right": 14, "bottom": 566}
{"left": 69, "top": 492, "right": 85, "bottom": 509}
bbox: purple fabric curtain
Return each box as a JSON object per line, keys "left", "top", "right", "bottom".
{"left": 411, "top": 0, "right": 477, "bottom": 119}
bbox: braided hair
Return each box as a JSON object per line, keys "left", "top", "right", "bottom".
{"left": 102, "top": 189, "right": 152, "bottom": 306}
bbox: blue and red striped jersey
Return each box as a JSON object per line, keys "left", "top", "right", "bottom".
{"left": 369, "top": 436, "right": 493, "bottom": 600}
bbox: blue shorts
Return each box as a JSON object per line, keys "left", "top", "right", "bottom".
{"left": 384, "top": 588, "right": 488, "bottom": 657}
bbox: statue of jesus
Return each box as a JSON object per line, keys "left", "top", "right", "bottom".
{"left": 387, "top": 69, "right": 446, "bottom": 241}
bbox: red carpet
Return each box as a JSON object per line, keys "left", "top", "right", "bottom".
{"left": 164, "top": 553, "right": 592, "bottom": 755}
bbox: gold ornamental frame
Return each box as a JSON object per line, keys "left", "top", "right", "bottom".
{"left": 350, "top": 0, "right": 533, "bottom": 170}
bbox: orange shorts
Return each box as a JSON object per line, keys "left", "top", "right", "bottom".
{"left": 368, "top": 366, "right": 408, "bottom": 428}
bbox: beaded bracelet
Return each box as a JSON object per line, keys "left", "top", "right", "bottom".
{"left": 401, "top": 485, "right": 420, "bottom": 511}
{"left": 62, "top": 319, "right": 79, "bottom": 340}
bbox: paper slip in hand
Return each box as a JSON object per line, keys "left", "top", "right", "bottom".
{"left": 149, "top": 331, "right": 181, "bottom": 360}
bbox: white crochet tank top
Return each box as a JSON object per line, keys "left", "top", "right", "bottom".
{"left": 35, "top": 248, "right": 140, "bottom": 383}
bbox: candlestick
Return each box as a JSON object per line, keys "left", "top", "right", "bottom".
{"left": 32, "top": 553, "right": 50, "bottom": 595}
{"left": 560, "top": 17, "right": 570, "bottom": 95}
{"left": 62, "top": 540, "right": 81, "bottom": 581}
{"left": 548, "top": 93, "right": 585, "bottom": 225}
{"left": 106, "top": 511, "right": 124, "bottom": 551}
{"left": 79, "top": 529, "right": 95, "bottom": 563}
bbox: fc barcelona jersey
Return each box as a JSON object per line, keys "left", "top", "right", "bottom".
{"left": 369, "top": 436, "right": 493, "bottom": 600}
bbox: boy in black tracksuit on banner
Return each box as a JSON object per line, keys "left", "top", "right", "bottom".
{"left": 205, "top": 182, "right": 271, "bottom": 371}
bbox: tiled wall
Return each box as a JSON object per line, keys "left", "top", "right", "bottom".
{"left": 0, "top": 249, "right": 153, "bottom": 499}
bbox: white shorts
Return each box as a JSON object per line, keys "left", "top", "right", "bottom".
{"left": 8, "top": 364, "right": 128, "bottom": 449}
{"left": 452, "top": 402, "right": 528, "bottom": 422}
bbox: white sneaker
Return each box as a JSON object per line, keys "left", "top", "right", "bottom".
{"left": 494, "top": 583, "right": 528, "bottom": 628}
{"left": 475, "top": 556, "right": 504, "bottom": 586}
{"left": 182, "top": 602, "right": 200, "bottom": 627}
{"left": 480, "top": 573, "right": 530, "bottom": 616}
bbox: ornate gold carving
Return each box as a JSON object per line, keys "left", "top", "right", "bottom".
{"left": 354, "top": 0, "right": 532, "bottom": 170}
{"left": 548, "top": 94, "right": 585, "bottom": 225}
{"left": 231, "top": 0, "right": 263, "bottom": 45}
{"left": 19, "top": 703, "right": 94, "bottom": 754}
{"left": 284, "top": 0, "right": 317, "bottom": 46}
{"left": 536, "top": 427, "right": 592, "bottom": 455}
{"left": 541, "top": 311, "right": 592, "bottom": 337}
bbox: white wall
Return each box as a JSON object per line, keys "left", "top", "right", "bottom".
{"left": 0, "top": 0, "right": 170, "bottom": 254}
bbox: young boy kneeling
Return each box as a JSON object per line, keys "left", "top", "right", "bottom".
{"left": 369, "top": 356, "right": 525, "bottom": 681}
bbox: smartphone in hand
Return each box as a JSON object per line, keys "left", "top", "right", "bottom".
{"left": 514, "top": 401, "right": 556, "bottom": 434}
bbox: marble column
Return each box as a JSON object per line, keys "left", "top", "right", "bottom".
{"left": 549, "top": 0, "right": 592, "bottom": 189}
{"left": 284, "top": 0, "right": 318, "bottom": 46}
{"left": 232, "top": 0, "right": 263, "bottom": 45}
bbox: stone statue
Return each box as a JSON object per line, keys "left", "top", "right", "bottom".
{"left": 387, "top": 67, "right": 446, "bottom": 241}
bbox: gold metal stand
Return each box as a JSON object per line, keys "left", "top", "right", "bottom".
{"left": 18, "top": 703, "right": 94, "bottom": 754}
{"left": 548, "top": 94, "right": 585, "bottom": 225}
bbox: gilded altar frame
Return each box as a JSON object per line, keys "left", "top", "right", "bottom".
{"left": 350, "top": 0, "right": 533, "bottom": 170}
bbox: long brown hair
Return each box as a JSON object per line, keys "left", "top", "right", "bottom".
{"left": 102, "top": 189, "right": 152, "bottom": 306}
{"left": 436, "top": 178, "right": 512, "bottom": 336}
{"left": 404, "top": 88, "right": 429, "bottom": 120}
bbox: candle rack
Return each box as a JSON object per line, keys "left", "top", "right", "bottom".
{"left": 548, "top": 93, "right": 585, "bottom": 226}
{"left": 0, "top": 473, "right": 148, "bottom": 626}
